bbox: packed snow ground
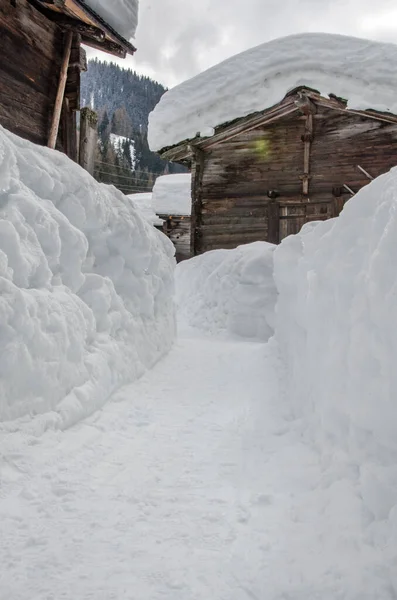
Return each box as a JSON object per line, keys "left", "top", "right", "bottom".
{"left": 148, "top": 33, "right": 397, "bottom": 151}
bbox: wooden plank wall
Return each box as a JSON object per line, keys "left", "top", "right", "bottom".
{"left": 161, "top": 216, "right": 191, "bottom": 262}
{"left": 195, "top": 106, "right": 397, "bottom": 253}
{"left": 197, "top": 115, "right": 302, "bottom": 253}
{"left": 0, "top": 0, "right": 63, "bottom": 147}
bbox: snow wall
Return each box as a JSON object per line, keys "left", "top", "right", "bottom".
{"left": 0, "top": 126, "right": 175, "bottom": 433}
{"left": 176, "top": 242, "right": 277, "bottom": 341}
{"left": 274, "top": 168, "right": 397, "bottom": 520}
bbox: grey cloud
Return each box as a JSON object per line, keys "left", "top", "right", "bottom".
{"left": 90, "top": 0, "right": 397, "bottom": 87}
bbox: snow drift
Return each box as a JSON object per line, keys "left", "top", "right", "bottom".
{"left": 127, "top": 193, "right": 164, "bottom": 227}
{"left": 149, "top": 33, "right": 397, "bottom": 151}
{"left": 0, "top": 126, "right": 175, "bottom": 432}
{"left": 176, "top": 242, "right": 276, "bottom": 341}
{"left": 274, "top": 167, "right": 397, "bottom": 553}
{"left": 152, "top": 174, "right": 192, "bottom": 216}
{"left": 85, "top": 0, "right": 139, "bottom": 40}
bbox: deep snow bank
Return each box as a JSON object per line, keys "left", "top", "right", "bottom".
{"left": 0, "top": 126, "right": 175, "bottom": 432}
{"left": 176, "top": 242, "right": 276, "bottom": 341}
{"left": 274, "top": 167, "right": 397, "bottom": 520}
{"left": 149, "top": 33, "right": 397, "bottom": 151}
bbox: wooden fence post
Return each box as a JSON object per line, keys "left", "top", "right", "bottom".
{"left": 268, "top": 201, "right": 280, "bottom": 244}
{"left": 79, "top": 107, "right": 98, "bottom": 175}
{"left": 48, "top": 31, "right": 73, "bottom": 150}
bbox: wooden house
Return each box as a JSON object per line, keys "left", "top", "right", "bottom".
{"left": 158, "top": 87, "right": 397, "bottom": 254}
{"left": 0, "top": 0, "right": 136, "bottom": 160}
{"left": 152, "top": 174, "right": 192, "bottom": 262}
{"left": 149, "top": 34, "right": 397, "bottom": 255}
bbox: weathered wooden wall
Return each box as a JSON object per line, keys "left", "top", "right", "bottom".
{"left": 0, "top": 0, "right": 79, "bottom": 156}
{"left": 192, "top": 106, "right": 397, "bottom": 253}
{"left": 0, "top": 0, "right": 62, "bottom": 145}
{"left": 161, "top": 215, "right": 191, "bottom": 262}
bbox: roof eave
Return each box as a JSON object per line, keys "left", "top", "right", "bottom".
{"left": 159, "top": 87, "right": 397, "bottom": 162}
{"left": 32, "top": 0, "right": 136, "bottom": 57}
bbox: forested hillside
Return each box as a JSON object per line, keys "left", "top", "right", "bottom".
{"left": 81, "top": 60, "right": 186, "bottom": 195}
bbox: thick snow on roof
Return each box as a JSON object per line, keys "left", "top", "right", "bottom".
{"left": 0, "top": 125, "right": 174, "bottom": 432}
{"left": 152, "top": 174, "right": 192, "bottom": 216}
{"left": 84, "top": 0, "right": 139, "bottom": 40}
{"left": 127, "top": 193, "right": 164, "bottom": 226}
{"left": 148, "top": 33, "right": 397, "bottom": 152}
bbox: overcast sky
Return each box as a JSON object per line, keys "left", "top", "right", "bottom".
{"left": 86, "top": 0, "right": 397, "bottom": 88}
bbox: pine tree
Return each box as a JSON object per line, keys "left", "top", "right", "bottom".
{"left": 81, "top": 59, "right": 189, "bottom": 191}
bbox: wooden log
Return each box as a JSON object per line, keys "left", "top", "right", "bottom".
{"left": 268, "top": 201, "right": 280, "bottom": 244}
{"left": 357, "top": 164, "right": 374, "bottom": 180}
{"left": 48, "top": 31, "right": 73, "bottom": 149}
{"left": 79, "top": 107, "right": 98, "bottom": 174}
{"left": 191, "top": 148, "right": 205, "bottom": 256}
{"left": 301, "top": 113, "right": 313, "bottom": 197}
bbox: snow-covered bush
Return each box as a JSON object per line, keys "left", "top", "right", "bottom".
{"left": 274, "top": 167, "right": 397, "bottom": 519}
{"left": 0, "top": 126, "right": 175, "bottom": 432}
{"left": 176, "top": 241, "right": 276, "bottom": 341}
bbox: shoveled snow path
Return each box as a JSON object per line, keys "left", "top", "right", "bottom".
{"left": 0, "top": 334, "right": 384, "bottom": 599}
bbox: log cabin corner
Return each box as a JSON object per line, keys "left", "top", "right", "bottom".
{"left": 0, "top": 0, "right": 136, "bottom": 161}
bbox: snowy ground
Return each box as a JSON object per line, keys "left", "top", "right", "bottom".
{"left": 1, "top": 129, "right": 397, "bottom": 597}
{"left": 1, "top": 326, "right": 394, "bottom": 599}
{"left": 0, "top": 332, "right": 281, "bottom": 600}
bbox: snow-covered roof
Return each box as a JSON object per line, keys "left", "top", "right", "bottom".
{"left": 152, "top": 174, "right": 192, "bottom": 216}
{"left": 148, "top": 33, "right": 397, "bottom": 152}
{"left": 127, "top": 193, "right": 164, "bottom": 226}
{"left": 84, "top": 0, "right": 139, "bottom": 41}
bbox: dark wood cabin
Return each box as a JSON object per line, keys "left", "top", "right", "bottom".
{"left": 159, "top": 88, "right": 397, "bottom": 254}
{"left": 0, "top": 0, "right": 135, "bottom": 160}
{"left": 160, "top": 214, "right": 191, "bottom": 262}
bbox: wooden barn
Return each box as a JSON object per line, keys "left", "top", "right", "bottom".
{"left": 0, "top": 0, "right": 136, "bottom": 160}
{"left": 150, "top": 34, "right": 397, "bottom": 255}
{"left": 152, "top": 174, "right": 192, "bottom": 262}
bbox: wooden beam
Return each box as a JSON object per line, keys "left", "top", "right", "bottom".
{"left": 357, "top": 165, "right": 374, "bottom": 180}
{"left": 295, "top": 92, "right": 317, "bottom": 116}
{"left": 81, "top": 36, "right": 127, "bottom": 58}
{"left": 268, "top": 201, "right": 280, "bottom": 244}
{"left": 48, "top": 31, "right": 73, "bottom": 149}
{"left": 51, "top": 15, "right": 106, "bottom": 42}
{"left": 343, "top": 184, "right": 355, "bottom": 195}
{"left": 301, "top": 113, "right": 313, "bottom": 197}
{"left": 190, "top": 148, "right": 205, "bottom": 256}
